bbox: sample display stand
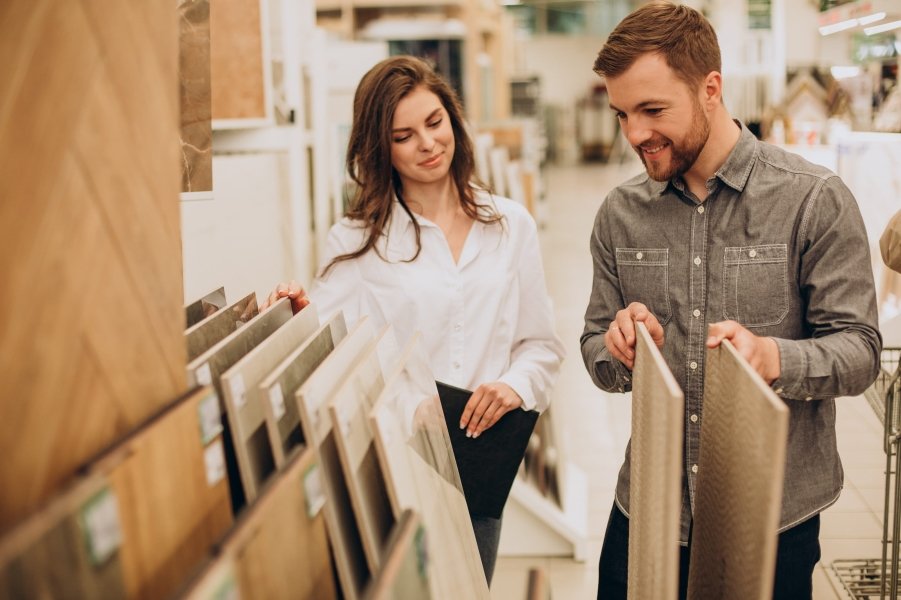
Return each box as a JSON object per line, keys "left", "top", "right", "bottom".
{"left": 832, "top": 348, "right": 901, "bottom": 599}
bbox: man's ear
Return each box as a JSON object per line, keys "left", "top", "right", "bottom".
{"left": 702, "top": 70, "right": 723, "bottom": 107}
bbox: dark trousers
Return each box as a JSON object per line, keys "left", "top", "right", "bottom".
{"left": 596, "top": 503, "right": 821, "bottom": 600}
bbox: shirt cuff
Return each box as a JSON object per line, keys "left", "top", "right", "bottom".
{"left": 593, "top": 345, "right": 633, "bottom": 393}
{"left": 770, "top": 337, "right": 810, "bottom": 400}
{"left": 497, "top": 372, "right": 539, "bottom": 412}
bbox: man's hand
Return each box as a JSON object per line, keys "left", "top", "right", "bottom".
{"left": 459, "top": 382, "right": 523, "bottom": 439}
{"left": 605, "top": 302, "right": 665, "bottom": 370}
{"left": 262, "top": 280, "right": 310, "bottom": 314}
{"left": 706, "top": 320, "right": 781, "bottom": 384}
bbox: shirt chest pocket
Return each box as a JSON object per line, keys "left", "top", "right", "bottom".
{"left": 722, "top": 244, "right": 789, "bottom": 327}
{"left": 615, "top": 248, "right": 672, "bottom": 325}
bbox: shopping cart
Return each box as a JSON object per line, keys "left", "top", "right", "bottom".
{"left": 833, "top": 348, "right": 901, "bottom": 599}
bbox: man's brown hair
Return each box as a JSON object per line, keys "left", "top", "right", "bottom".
{"left": 593, "top": 1, "right": 721, "bottom": 88}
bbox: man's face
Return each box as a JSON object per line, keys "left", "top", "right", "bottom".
{"left": 606, "top": 53, "right": 711, "bottom": 182}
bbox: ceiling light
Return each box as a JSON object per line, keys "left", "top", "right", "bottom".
{"left": 858, "top": 12, "right": 886, "bottom": 26}
{"left": 864, "top": 19, "right": 901, "bottom": 35}
{"left": 819, "top": 19, "right": 859, "bottom": 35}
{"left": 830, "top": 66, "right": 862, "bottom": 79}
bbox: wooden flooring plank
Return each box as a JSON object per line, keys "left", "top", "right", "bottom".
{"left": 362, "top": 509, "right": 430, "bottom": 600}
{"left": 185, "top": 293, "right": 257, "bottom": 362}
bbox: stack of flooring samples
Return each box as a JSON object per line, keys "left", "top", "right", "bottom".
{"left": 628, "top": 323, "right": 684, "bottom": 600}
{"left": 363, "top": 509, "right": 431, "bottom": 600}
{"left": 687, "top": 340, "right": 788, "bottom": 599}
{"left": 185, "top": 292, "right": 258, "bottom": 362}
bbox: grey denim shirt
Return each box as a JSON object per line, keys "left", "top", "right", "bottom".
{"left": 581, "top": 122, "right": 882, "bottom": 543}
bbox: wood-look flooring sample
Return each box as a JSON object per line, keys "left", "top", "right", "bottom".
{"left": 629, "top": 322, "right": 684, "bottom": 600}
{"left": 185, "top": 287, "right": 226, "bottom": 329}
{"left": 369, "top": 334, "right": 490, "bottom": 600}
{"left": 210, "top": 0, "right": 267, "bottom": 120}
{"left": 329, "top": 329, "right": 395, "bottom": 572}
{"left": 178, "top": 0, "right": 212, "bottom": 192}
{"left": 185, "top": 293, "right": 257, "bottom": 362}
{"left": 219, "top": 304, "right": 319, "bottom": 502}
{"left": 0, "top": 475, "right": 126, "bottom": 599}
{"left": 90, "top": 386, "right": 232, "bottom": 600}
{"left": 295, "top": 317, "right": 375, "bottom": 600}
{"left": 258, "top": 312, "right": 348, "bottom": 468}
{"left": 687, "top": 340, "right": 788, "bottom": 600}
{"left": 363, "top": 509, "right": 430, "bottom": 600}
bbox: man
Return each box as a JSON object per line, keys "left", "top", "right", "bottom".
{"left": 580, "top": 3, "right": 881, "bottom": 599}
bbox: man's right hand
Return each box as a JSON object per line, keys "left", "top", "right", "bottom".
{"left": 604, "top": 302, "right": 665, "bottom": 370}
{"left": 261, "top": 280, "right": 310, "bottom": 314}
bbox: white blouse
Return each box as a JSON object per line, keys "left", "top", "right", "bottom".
{"left": 308, "top": 193, "right": 565, "bottom": 412}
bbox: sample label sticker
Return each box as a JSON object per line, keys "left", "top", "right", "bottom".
{"left": 303, "top": 463, "right": 325, "bottom": 518}
{"left": 230, "top": 375, "right": 246, "bottom": 410}
{"left": 269, "top": 383, "right": 286, "bottom": 421}
{"left": 79, "top": 488, "right": 123, "bottom": 566}
{"left": 204, "top": 439, "right": 226, "bottom": 486}
{"left": 196, "top": 362, "right": 212, "bottom": 386}
{"left": 197, "top": 391, "right": 223, "bottom": 444}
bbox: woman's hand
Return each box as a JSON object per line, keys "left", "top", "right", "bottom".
{"left": 459, "top": 382, "right": 523, "bottom": 438}
{"left": 261, "top": 280, "right": 310, "bottom": 314}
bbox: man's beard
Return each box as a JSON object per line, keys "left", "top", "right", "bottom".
{"left": 635, "top": 99, "right": 710, "bottom": 182}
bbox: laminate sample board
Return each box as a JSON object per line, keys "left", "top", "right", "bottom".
{"left": 0, "top": 475, "right": 126, "bottom": 599}
{"left": 185, "top": 287, "right": 226, "bottom": 329}
{"left": 0, "top": 0, "right": 185, "bottom": 533}
{"left": 362, "top": 510, "right": 430, "bottom": 600}
{"left": 370, "top": 334, "right": 490, "bottom": 600}
{"left": 178, "top": 0, "right": 212, "bottom": 193}
{"left": 258, "top": 311, "right": 348, "bottom": 468}
{"left": 210, "top": 0, "right": 268, "bottom": 120}
{"left": 687, "top": 340, "right": 789, "bottom": 600}
{"left": 185, "top": 292, "right": 257, "bottom": 362}
{"left": 628, "top": 322, "right": 684, "bottom": 600}
{"left": 329, "top": 329, "right": 396, "bottom": 572}
{"left": 219, "top": 304, "right": 319, "bottom": 502}
{"left": 295, "top": 317, "right": 375, "bottom": 600}
{"left": 90, "top": 386, "right": 233, "bottom": 600}
{"left": 180, "top": 447, "right": 337, "bottom": 600}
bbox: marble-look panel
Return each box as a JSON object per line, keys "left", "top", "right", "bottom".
{"left": 178, "top": 0, "right": 212, "bottom": 192}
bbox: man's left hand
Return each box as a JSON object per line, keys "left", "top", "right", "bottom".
{"left": 706, "top": 320, "right": 781, "bottom": 384}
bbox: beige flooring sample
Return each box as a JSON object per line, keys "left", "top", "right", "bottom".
{"left": 629, "top": 322, "right": 684, "bottom": 600}
{"left": 363, "top": 509, "right": 431, "bottom": 600}
{"left": 258, "top": 311, "right": 348, "bottom": 468}
{"left": 329, "top": 329, "right": 396, "bottom": 572}
{"left": 185, "top": 287, "right": 226, "bottom": 329}
{"left": 185, "top": 293, "right": 258, "bottom": 362}
{"left": 219, "top": 304, "right": 319, "bottom": 502}
{"left": 210, "top": 0, "right": 267, "bottom": 120}
{"left": 295, "top": 317, "right": 375, "bottom": 600}
{"left": 370, "top": 334, "right": 490, "bottom": 600}
{"left": 687, "top": 340, "right": 788, "bottom": 600}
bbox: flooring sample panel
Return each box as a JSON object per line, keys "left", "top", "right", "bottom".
{"left": 363, "top": 509, "right": 430, "bottom": 600}
{"left": 329, "top": 329, "right": 396, "bottom": 572}
{"left": 259, "top": 311, "right": 348, "bottom": 468}
{"left": 0, "top": 475, "right": 126, "bottom": 599}
{"left": 220, "top": 304, "right": 319, "bottom": 502}
{"left": 185, "top": 292, "right": 257, "bottom": 362}
{"left": 185, "top": 287, "right": 226, "bottom": 329}
{"left": 91, "top": 386, "right": 233, "bottom": 600}
{"left": 178, "top": 0, "right": 212, "bottom": 193}
{"left": 210, "top": 0, "right": 267, "bottom": 120}
{"left": 687, "top": 340, "right": 789, "bottom": 600}
{"left": 295, "top": 317, "right": 375, "bottom": 600}
{"left": 370, "top": 334, "right": 490, "bottom": 600}
{"left": 181, "top": 448, "right": 338, "bottom": 600}
{"left": 628, "top": 322, "right": 684, "bottom": 600}
{"left": 0, "top": 0, "right": 185, "bottom": 533}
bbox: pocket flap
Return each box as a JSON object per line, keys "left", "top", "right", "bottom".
{"left": 724, "top": 244, "right": 787, "bottom": 265}
{"left": 615, "top": 247, "right": 668, "bottom": 265}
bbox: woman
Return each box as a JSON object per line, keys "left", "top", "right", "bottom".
{"left": 266, "top": 55, "right": 564, "bottom": 583}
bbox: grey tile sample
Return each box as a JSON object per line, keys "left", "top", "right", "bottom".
{"left": 185, "top": 292, "right": 257, "bottom": 362}
{"left": 629, "top": 322, "right": 684, "bottom": 600}
{"left": 184, "top": 287, "right": 226, "bottom": 328}
{"left": 687, "top": 340, "right": 789, "bottom": 600}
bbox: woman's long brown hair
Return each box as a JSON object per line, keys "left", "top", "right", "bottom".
{"left": 320, "top": 55, "right": 500, "bottom": 276}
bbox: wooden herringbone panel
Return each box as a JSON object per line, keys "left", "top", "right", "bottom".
{"left": 0, "top": 0, "right": 185, "bottom": 533}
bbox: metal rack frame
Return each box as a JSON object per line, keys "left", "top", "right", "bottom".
{"left": 833, "top": 348, "right": 901, "bottom": 599}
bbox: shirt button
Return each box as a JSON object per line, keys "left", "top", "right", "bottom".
{"left": 454, "top": 323, "right": 462, "bottom": 332}
{"left": 774, "top": 387, "right": 783, "bottom": 395}
{"left": 749, "top": 249, "right": 757, "bottom": 258}
{"left": 697, "top": 206, "right": 705, "bottom": 214}
{"left": 805, "top": 395, "right": 812, "bottom": 401}
{"left": 623, "top": 376, "right": 630, "bottom": 382}
{"left": 693, "top": 256, "right": 701, "bottom": 266}
{"left": 690, "top": 414, "right": 698, "bottom": 423}
{"left": 453, "top": 361, "right": 461, "bottom": 369}
{"left": 690, "top": 361, "right": 698, "bottom": 370}
{"left": 636, "top": 252, "right": 643, "bottom": 260}
{"left": 691, "top": 464, "right": 699, "bottom": 474}
{"left": 692, "top": 309, "right": 701, "bottom": 318}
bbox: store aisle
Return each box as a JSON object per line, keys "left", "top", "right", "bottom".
{"left": 490, "top": 162, "right": 887, "bottom": 600}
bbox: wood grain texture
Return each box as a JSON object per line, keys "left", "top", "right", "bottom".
{"left": 91, "top": 387, "right": 233, "bottom": 600}
{"left": 362, "top": 509, "right": 430, "bottom": 600}
{"left": 328, "top": 329, "right": 395, "bottom": 573}
{"left": 687, "top": 341, "right": 789, "bottom": 600}
{"left": 628, "top": 322, "right": 684, "bottom": 600}
{"left": 295, "top": 317, "right": 375, "bottom": 600}
{"left": 210, "top": 0, "right": 267, "bottom": 120}
{"left": 185, "top": 293, "right": 258, "bottom": 363}
{"left": 178, "top": 0, "right": 212, "bottom": 192}
{"left": 219, "top": 303, "right": 319, "bottom": 502}
{"left": 0, "top": 475, "right": 126, "bottom": 599}
{"left": 0, "top": 0, "right": 185, "bottom": 534}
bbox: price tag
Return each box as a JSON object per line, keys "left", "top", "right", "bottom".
{"left": 195, "top": 362, "right": 212, "bottom": 386}
{"left": 269, "top": 384, "right": 286, "bottom": 421}
{"left": 79, "top": 488, "right": 122, "bottom": 566}
{"left": 303, "top": 464, "right": 325, "bottom": 518}
{"left": 204, "top": 439, "right": 226, "bottom": 486}
{"left": 197, "top": 391, "right": 223, "bottom": 444}
{"left": 230, "top": 375, "right": 246, "bottom": 410}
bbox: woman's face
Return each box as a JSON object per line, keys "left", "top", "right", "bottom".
{"left": 389, "top": 85, "right": 455, "bottom": 188}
